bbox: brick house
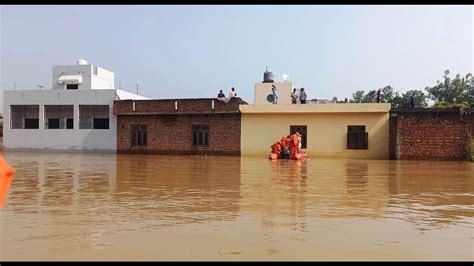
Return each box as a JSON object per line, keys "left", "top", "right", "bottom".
{"left": 113, "top": 97, "right": 248, "bottom": 156}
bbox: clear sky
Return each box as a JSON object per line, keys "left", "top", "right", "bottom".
{"left": 1, "top": 5, "right": 472, "bottom": 109}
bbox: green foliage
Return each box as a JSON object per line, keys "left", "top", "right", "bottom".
{"left": 350, "top": 89, "right": 376, "bottom": 103}
{"left": 392, "top": 90, "right": 428, "bottom": 108}
{"left": 380, "top": 86, "right": 398, "bottom": 103}
{"left": 363, "top": 90, "right": 376, "bottom": 103}
{"left": 350, "top": 90, "right": 365, "bottom": 103}
{"left": 425, "top": 70, "right": 473, "bottom": 105}
{"left": 348, "top": 70, "right": 473, "bottom": 109}
{"left": 432, "top": 101, "right": 471, "bottom": 112}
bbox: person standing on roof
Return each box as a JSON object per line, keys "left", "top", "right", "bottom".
{"left": 271, "top": 84, "right": 278, "bottom": 104}
{"left": 291, "top": 88, "right": 299, "bottom": 104}
{"left": 229, "top": 87, "right": 238, "bottom": 98}
{"left": 299, "top": 88, "right": 307, "bottom": 104}
{"left": 217, "top": 90, "right": 225, "bottom": 99}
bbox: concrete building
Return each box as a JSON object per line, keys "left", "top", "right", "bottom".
{"left": 240, "top": 71, "right": 391, "bottom": 159}
{"left": 113, "top": 97, "right": 247, "bottom": 155}
{"left": 3, "top": 60, "right": 147, "bottom": 151}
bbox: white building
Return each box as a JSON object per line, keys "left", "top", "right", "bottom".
{"left": 3, "top": 59, "right": 148, "bottom": 151}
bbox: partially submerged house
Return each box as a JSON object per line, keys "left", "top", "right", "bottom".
{"left": 239, "top": 71, "right": 391, "bottom": 159}
{"left": 113, "top": 97, "right": 247, "bottom": 155}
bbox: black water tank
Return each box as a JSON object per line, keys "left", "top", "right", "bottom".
{"left": 263, "top": 70, "right": 274, "bottom": 83}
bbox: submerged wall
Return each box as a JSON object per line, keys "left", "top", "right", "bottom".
{"left": 389, "top": 108, "right": 473, "bottom": 161}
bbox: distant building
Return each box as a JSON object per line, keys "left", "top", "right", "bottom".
{"left": 3, "top": 59, "right": 147, "bottom": 150}
{"left": 308, "top": 99, "right": 337, "bottom": 104}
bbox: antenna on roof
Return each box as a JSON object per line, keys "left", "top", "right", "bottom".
{"left": 266, "top": 66, "right": 268, "bottom": 72}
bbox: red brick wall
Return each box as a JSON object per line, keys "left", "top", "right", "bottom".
{"left": 114, "top": 97, "right": 246, "bottom": 115}
{"left": 464, "top": 109, "right": 474, "bottom": 136}
{"left": 389, "top": 110, "right": 470, "bottom": 161}
{"left": 117, "top": 113, "right": 241, "bottom": 156}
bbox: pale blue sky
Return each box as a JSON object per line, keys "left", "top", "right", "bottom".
{"left": 1, "top": 5, "right": 472, "bottom": 109}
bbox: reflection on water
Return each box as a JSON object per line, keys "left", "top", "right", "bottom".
{"left": 0, "top": 151, "right": 472, "bottom": 260}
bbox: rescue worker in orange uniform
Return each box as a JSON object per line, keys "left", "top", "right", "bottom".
{"left": 280, "top": 136, "right": 289, "bottom": 151}
{"left": 289, "top": 132, "right": 299, "bottom": 155}
{"left": 296, "top": 132, "right": 302, "bottom": 153}
{"left": 271, "top": 141, "right": 283, "bottom": 159}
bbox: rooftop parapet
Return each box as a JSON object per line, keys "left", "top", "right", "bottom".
{"left": 240, "top": 103, "right": 391, "bottom": 114}
{"left": 114, "top": 97, "right": 248, "bottom": 115}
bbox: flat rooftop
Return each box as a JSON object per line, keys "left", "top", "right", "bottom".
{"left": 240, "top": 103, "right": 391, "bottom": 114}
{"left": 114, "top": 97, "right": 248, "bottom": 115}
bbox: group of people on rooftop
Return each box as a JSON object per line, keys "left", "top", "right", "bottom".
{"left": 217, "top": 85, "right": 310, "bottom": 105}
{"left": 270, "top": 132, "right": 303, "bottom": 159}
{"left": 290, "top": 87, "right": 308, "bottom": 104}
{"left": 217, "top": 86, "right": 405, "bottom": 105}
{"left": 217, "top": 87, "right": 238, "bottom": 99}
{"left": 270, "top": 84, "right": 307, "bottom": 104}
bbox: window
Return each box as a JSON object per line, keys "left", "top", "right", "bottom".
{"left": 131, "top": 125, "right": 147, "bottom": 147}
{"left": 48, "top": 119, "right": 60, "bottom": 129}
{"left": 25, "top": 119, "right": 39, "bottom": 129}
{"left": 66, "top": 118, "right": 74, "bottom": 129}
{"left": 79, "top": 105, "right": 109, "bottom": 129}
{"left": 93, "top": 66, "right": 98, "bottom": 75}
{"left": 44, "top": 105, "right": 74, "bottom": 129}
{"left": 192, "top": 125, "right": 209, "bottom": 147}
{"left": 290, "top": 125, "right": 307, "bottom": 149}
{"left": 93, "top": 118, "right": 109, "bottom": 129}
{"left": 347, "top": 125, "right": 368, "bottom": 150}
{"left": 11, "top": 105, "right": 39, "bottom": 129}
{"left": 66, "top": 84, "right": 78, "bottom": 90}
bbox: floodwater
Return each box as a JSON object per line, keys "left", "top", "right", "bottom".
{"left": 0, "top": 151, "right": 472, "bottom": 261}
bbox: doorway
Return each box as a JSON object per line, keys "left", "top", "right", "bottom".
{"left": 290, "top": 125, "right": 307, "bottom": 149}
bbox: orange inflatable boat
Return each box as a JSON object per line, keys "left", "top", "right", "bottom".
{"left": 0, "top": 155, "right": 15, "bottom": 210}
{"left": 269, "top": 152, "right": 308, "bottom": 160}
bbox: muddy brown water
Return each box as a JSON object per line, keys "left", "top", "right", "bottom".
{"left": 0, "top": 151, "right": 472, "bottom": 260}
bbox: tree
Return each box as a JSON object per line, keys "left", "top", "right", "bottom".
{"left": 425, "top": 70, "right": 473, "bottom": 105}
{"left": 350, "top": 90, "right": 365, "bottom": 103}
{"left": 432, "top": 101, "right": 471, "bottom": 111}
{"left": 345, "top": 70, "right": 472, "bottom": 109}
{"left": 363, "top": 90, "right": 376, "bottom": 103}
{"left": 380, "top": 85, "right": 399, "bottom": 103}
{"left": 392, "top": 90, "right": 428, "bottom": 108}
